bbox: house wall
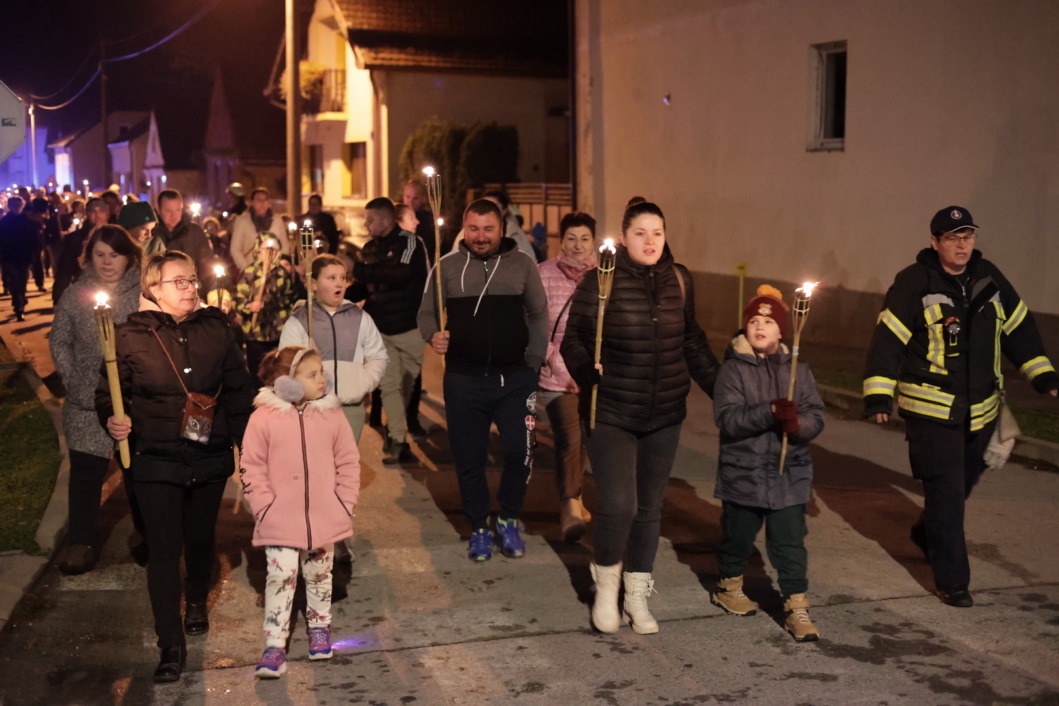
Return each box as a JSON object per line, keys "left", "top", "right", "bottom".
{"left": 578, "top": 0, "right": 1059, "bottom": 351}
{"left": 382, "top": 72, "right": 570, "bottom": 199}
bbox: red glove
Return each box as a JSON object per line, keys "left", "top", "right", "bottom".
{"left": 771, "top": 398, "right": 800, "bottom": 435}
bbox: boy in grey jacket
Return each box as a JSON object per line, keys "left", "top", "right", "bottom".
{"left": 711, "top": 285, "right": 825, "bottom": 641}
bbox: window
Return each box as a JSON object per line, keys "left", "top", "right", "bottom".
{"left": 808, "top": 41, "right": 847, "bottom": 151}
{"left": 307, "top": 144, "right": 324, "bottom": 194}
{"left": 343, "top": 142, "right": 367, "bottom": 199}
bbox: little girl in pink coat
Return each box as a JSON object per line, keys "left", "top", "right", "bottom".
{"left": 239, "top": 345, "right": 360, "bottom": 678}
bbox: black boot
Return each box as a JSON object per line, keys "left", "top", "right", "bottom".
{"left": 184, "top": 602, "right": 209, "bottom": 635}
{"left": 153, "top": 645, "right": 186, "bottom": 683}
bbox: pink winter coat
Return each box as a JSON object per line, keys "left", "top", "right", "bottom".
{"left": 240, "top": 388, "right": 360, "bottom": 549}
{"left": 538, "top": 255, "right": 594, "bottom": 393}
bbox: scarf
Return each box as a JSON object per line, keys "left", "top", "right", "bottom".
{"left": 555, "top": 253, "right": 595, "bottom": 282}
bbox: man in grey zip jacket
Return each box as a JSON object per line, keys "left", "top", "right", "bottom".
{"left": 418, "top": 199, "right": 548, "bottom": 562}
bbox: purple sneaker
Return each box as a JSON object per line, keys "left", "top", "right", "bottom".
{"left": 309, "top": 626, "right": 333, "bottom": 660}
{"left": 255, "top": 646, "right": 287, "bottom": 678}
{"left": 496, "top": 518, "right": 525, "bottom": 558}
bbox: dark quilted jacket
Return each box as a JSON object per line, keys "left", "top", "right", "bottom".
{"left": 561, "top": 245, "right": 718, "bottom": 432}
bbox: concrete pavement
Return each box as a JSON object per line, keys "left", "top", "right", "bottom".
{"left": 1, "top": 285, "right": 1058, "bottom": 704}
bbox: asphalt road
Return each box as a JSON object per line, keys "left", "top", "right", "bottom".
{"left": 0, "top": 289, "right": 1057, "bottom": 705}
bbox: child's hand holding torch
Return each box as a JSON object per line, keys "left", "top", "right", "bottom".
{"left": 590, "top": 238, "right": 618, "bottom": 429}
{"left": 94, "top": 292, "right": 131, "bottom": 468}
{"left": 778, "top": 281, "right": 818, "bottom": 474}
{"left": 300, "top": 220, "right": 316, "bottom": 343}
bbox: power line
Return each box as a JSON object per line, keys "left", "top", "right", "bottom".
{"left": 34, "top": 69, "right": 101, "bottom": 111}
{"left": 27, "top": 0, "right": 223, "bottom": 112}
{"left": 29, "top": 44, "right": 98, "bottom": 100}
{"left": 105, "top": 0, "right": 222, "bottom": 63}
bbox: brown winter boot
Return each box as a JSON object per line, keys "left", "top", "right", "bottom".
{"left": 783, "top": 593, "right": 821, "bottom": 642}
{"left": 590, "top": 562, "right": 622, "bottom": 633}
{"left": 711, "top": 575, "right": 759, "bottom": 616}
{"left": 559, "top": 498, "right": 586, "bottom": 542}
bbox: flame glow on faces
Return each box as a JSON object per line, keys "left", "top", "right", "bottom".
{"left": 599, "top": 238, "right": 617, "bottom": 256}
{"left": 94, "top": 291, "right": 110, "bottom": 308}
{"left": 797, "top": 281, "right": 820, "bottom": 298}
{"left": 422, "top": 166, "right": 436, "bottom": 178}
{"left": 213, "top": 265, "right": 226, "bottom": 278}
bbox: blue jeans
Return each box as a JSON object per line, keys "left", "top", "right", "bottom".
{"left": 443, "top": 367, "right": 538, "bottom": 531}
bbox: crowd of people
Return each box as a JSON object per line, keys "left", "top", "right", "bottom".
{"left": 2, "top": 179, "right": 1056, "bottom": 683}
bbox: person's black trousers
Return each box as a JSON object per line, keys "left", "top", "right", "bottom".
{"left": 717, "top": 501, "right": 809, "bottom": 597}
{"left": 133, "top": 479, "right": 226, "bottom": 648}
{"left": 443, "top": 367, "right": 537, "bottom": 531}
{"left": 905, "top": 415, "right": 996, "bottom": 592}
{"left": 586, "top": 422, "right": 682, "bottom": 572}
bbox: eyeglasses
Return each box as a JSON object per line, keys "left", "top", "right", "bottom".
{"left": 938, "top": 232, "right": 977, "bottom": 245}
{"left": 158, "top": 278, "right": 201, "bottom": 290}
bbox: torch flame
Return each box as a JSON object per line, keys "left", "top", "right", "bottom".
{"left": 213, "top": 264, "right": 226, "bottom": 278}
{"left": 313, "top": 239, "right": 323, "bottom": 249}
{"left": 599, "top": 238, "right": 616, "bottom": 255}
{"left": 437, "top": 217, "right": 444, "bottom": 227}
{"left": 303, "top": 219, "right": 313, "bottom": 228}
{"left": 265, "top": 239, "right": 277, "bottom": 250}
{"left": 287, "top": 222, "right": 296, "bottom": 231}
{"left": 797, "top": 281, "right": 819, "bottom": 297}
{"left": 94, "top": 291, "right": 110, "bottom": 308}
{"left": 422, "top": 166, "right": 436, "bottom": 178}
{"left": 190, "top": 202, "right": 201, "bottom": 215}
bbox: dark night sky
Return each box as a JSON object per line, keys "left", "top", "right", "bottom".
{"left": 0, "top": 0, "right": 286, "bottom": 142}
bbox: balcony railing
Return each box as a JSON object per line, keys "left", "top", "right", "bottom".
{"left": 303, "top": 69, "right": 346, "bottom": 115}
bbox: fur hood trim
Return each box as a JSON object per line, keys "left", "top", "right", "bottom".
{"left": 253, "top": 386, "right": 341, "bottom": 412}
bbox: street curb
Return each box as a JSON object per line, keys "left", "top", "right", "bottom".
{"left": 817, "top": 383, "right": 1059, "bottom": 468}
{"left": 0, "top": 323, "right": 68, "bottom": 631}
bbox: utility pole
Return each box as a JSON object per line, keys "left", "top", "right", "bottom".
{"left": 28, "top": 102, "right": 38, "bottom": 187}
{"left": 285, "top": 0, "right": 301, "bottom": 220}
{"left": 100, "top": 37, "right": 108, "bottom": 190}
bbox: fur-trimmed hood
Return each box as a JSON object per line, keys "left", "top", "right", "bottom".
{"left": 725, "top": 333, "right": 791, "bottom": 365}
{"left": 253, "top": 386, "right": 341, "bottom": 412}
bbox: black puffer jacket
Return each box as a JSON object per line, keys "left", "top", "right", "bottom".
{"left": 95, "top": 307, "right": 255, "bottom": 485}
{"left": 348, "top": 226, "right": 428, "bottom": 335}
{"left": 561, "top": 245, "right": 719, "bottom": 432}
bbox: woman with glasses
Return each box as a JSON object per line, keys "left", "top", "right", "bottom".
{"left": 50, "top": 225, "right": 146, "bottom": 574}
{"left": 97, "top": 250, "right": 256, "bottom": 683}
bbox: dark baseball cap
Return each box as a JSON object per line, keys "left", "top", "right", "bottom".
{"left": 930, "top": 206, "right": 978, "bottom": 236}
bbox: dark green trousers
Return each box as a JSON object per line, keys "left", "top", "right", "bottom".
{"left": 718, "top": 501, "right": 808, "bottom": 597}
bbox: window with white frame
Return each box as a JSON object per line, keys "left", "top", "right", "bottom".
{"left": 808, "top": 41, "right": 847, "bottom": 151}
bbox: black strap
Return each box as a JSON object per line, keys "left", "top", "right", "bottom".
{"left": 672, "top": 264, "right": 686, "bottom": 308}
{"left": 150, "top": 328, "right": 222, "bottom": 398}
{"left": 551, "top": 292, "right": 576, "bottom": 342}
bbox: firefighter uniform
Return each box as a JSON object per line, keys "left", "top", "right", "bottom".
{"left": 864, "top": 238, "right": 1057, "bottom": 596}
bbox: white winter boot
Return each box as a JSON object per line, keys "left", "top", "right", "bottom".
{"left": 590, "top": 562, "right": 623, "bottom": 633}
{"left": 622, "top": 572, "right": 659, "bottom": 634}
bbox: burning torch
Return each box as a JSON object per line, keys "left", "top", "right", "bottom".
{"left": 93, "top": 292, "right": 131, "bottom": 468}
